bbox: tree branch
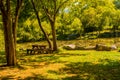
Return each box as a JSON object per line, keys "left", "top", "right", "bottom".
{"left": 55, "top": 0, "right": 69, "bottom": 15}
{"left": 6, "top": 0, "right": 10, "bottom": 15}
{"left": 31, "top": 0, "right": 52, "bottom": 49}
{"left": 39, "top": 0, "right": 53, "bottom": 21}
{"left": 53, "top": 0, "right": 56, "bottom": 15}
{"left": 15, "top": 0, "right": 23, "bottom": 17}
{"left": 0, "top": 0, "right": 7, "bottom": 16}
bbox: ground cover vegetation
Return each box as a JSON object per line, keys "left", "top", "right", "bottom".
{"left": 0, "top": 29, "right": 120, "bottom": 79}
{"left": 0, "top": 0, "right": 120, "bottom": 79}
{"left": 0, "top": 50, "right": 120, "bottom": 80}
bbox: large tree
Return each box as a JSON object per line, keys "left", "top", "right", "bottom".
{"left": 0, "top": 0, "right": 23, "bottom": 66}
{"left": 31, "top": 0, "right": 69, "bottom": 51}
{"left": 31, "top": 0, "right": 52, "bottom": 49}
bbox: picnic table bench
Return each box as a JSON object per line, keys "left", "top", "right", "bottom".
{"left": 27, "top": 44, "right": 52, "bottom": 55}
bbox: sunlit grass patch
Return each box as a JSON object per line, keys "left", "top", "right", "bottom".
{"left": 1, "top": 41, "right": 120, "bottom": 80}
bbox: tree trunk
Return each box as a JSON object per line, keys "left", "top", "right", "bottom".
{"left": 50, "top": 20, "right": 57, "bottom": 51}
{"left": 2, "top": 13, "right": 17, "bottom": 66}
{"left": 31, "top": 0, "right": 52, "bottom": 49}
{"left": 13, "top": 0, "right": 23, "bottom": 48}
{"left": 12, "top": 19, "right": 17, "bottom": 53}
{"left": 0, "top": 0, "right": 23, "bottom": 66}
{"left": 113, "top": 26, "right": 118, "bottom": 43}
{"left": 37, "top": 16, "right": 52, "bottom": 49}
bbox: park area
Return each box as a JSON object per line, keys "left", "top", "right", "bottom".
{"left": 0, "top": 39, "right": 120, "bottom": 80}
{"left": 1, "top": 0, "right": 120, "bottom": 80}
{"left": 0, "top": 49, "right": 120, "bottom": 80}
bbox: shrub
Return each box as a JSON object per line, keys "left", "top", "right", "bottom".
{"left": 17, "top": 25, "right": 44, "bottom": 42}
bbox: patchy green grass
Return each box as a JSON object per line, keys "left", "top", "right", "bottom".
{"left": 0, "top": 30, "right": 120, "bottom": 79}
{"left": 0, "top": 50, "right": 120, "bottom": 80}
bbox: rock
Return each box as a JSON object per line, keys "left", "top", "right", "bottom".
{"left": 75, "top": 45, "right": 85, "bottom": 50}
{"left": 63, "top": 44, "right": 76, "bottom": 50}
{"left": 111, "top": 45, "right": 117, "bottom": 50}
{"left": 63, "top": 44, "right": 96, "bottom": 50}
{"left": 116, "top": 43, "right": 120, "bottom": 48}
{"left": 96, "top": 44, "right": 111, "bottom": 51}
{"left": 84, "top": 46, "right": 95, "bottom": 50}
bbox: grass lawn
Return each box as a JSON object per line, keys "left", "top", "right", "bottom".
{"left": 0, "top": 29, "right": 120, "bottom": 79}
{"left": 0, "top": 50, "right": 120, "bottom": 80}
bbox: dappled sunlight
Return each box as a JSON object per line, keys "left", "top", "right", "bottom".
{"left": 60, "top": 60, "right": 120, "bottom": 80}
{"left": 1, "top": 0, "right": 120, "bottom": 79}
{"left": 0, "top": 51, "right": 120, "bottom": 79}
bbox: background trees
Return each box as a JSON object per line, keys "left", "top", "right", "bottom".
{"left": 29, "top": 0, "right": 70, "bottom": 51}
{"left": 16, "top": 0, "right": 120, "bottom": 41}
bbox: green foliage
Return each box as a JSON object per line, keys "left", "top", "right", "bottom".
{"left": 0, "top": 30, "right": 4, "bottom": 50}
{"left": 19, "top": 0, "right": 33, "bottom": 23}
{"left": 17, "top": 19, "right": 43, "bottom": 42}
{"left": 114, "top": 0, "right": 120, "bottom": 9}
{"left": 68, "top": 0, "right": 118, "bottom": 34}
{"left": 56, "top": 12, "right": 83, "bottom": 40}
{"left": 0, "top": 16, "right": 3, "bottom": 29}
{"left": 16, "top": 0, "right": 120, "bottom": 41}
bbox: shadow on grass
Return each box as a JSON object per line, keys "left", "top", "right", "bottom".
{"left": 59, "top": 59, "right": 120, "bottom": 80}
{"left": 0, "top": 75, "right": 15, "bottom": 80}
{"left": 0, "top": 51, "right": 87, "bottom": 70}
{"left": 23, "top": 73, "right": 51, "bottom": 80}
{"left": 1, "top": 52, "right": 120, "bottom": 80}
{"left": 20, "top": 53, "right": 88, "bottom": 68}
{"left": 0, "top": 73, "right": 49, "bottom": 80}
{"left": 57, "top": 52, "right": 88, "bottom": 57}
{"left": 1, "top": 59, "right": 119, "bottom": 80}
{"left": 0, "top": 51, "right": 28, "bottom": 70}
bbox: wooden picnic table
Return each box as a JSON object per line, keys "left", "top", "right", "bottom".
{"left": 32, "top": 44, "right": 47, "bottom": 54}
{"left": 32, "top": 44, "right": 46, "bottom": 50}
{"left": 27, "top": 44, "right": 52, "bottom": 55}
